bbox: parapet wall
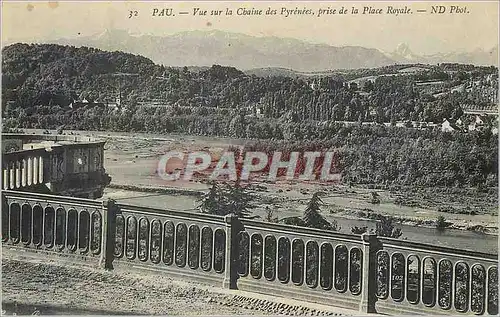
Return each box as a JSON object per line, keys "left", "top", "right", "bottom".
{"left": 2, "top": 133, "right": 104, "bottom": 145}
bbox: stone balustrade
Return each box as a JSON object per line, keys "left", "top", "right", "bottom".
{"left": 1, "top": 189, "right": 498, "bottom": 315}
{"left": 2, "top": 134, "right": 109, "bottom": 198}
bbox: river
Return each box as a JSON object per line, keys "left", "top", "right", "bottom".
{"left": 104, "top": 189, "right": 498, "bottom": 254}
{"left": 330, "top": 217, "right": 498, "bottom": 254}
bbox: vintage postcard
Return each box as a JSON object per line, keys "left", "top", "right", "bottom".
{"left": 1, "top": 0, "right": 498, "bottom": 316}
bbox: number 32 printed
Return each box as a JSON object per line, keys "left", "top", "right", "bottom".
{"left": 129, "top": 10, "right": 138, "bottom": 18}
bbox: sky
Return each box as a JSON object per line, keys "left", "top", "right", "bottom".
{"left": 1, "top": 1, "right": 498, "bottom": 54}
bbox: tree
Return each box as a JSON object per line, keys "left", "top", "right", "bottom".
{"left": 451, "top": 106, "right": 464, "bottom": 120}
{"left": 376, "top": 216, "right": 402, "bottom": 238}
{"left": 228, "top": 112, "right": 246, "bottom": 138}
{"left": 265, "top": 206, "right": 278, "bottom": 223}
{"left": 197, "top": 182, "right": 256, "bottom": 218}
{"left": 198, "top": 182, "right": 220, "bottom": 215}
{"left": 370, "top": 191, "right": 381, "bottom": 204}
{"left": 362, "top": 80, "right": 374, "bottom": 92}
{"left": 302, "top": 192, "right": 338, "bottom": 231}
{"left": 223, "top": 182, "right": 255, "bottom": 218}
{"left": 436, "top": 215, "right": 450, "bottom": 230}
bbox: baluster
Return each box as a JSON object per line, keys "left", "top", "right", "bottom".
{"left": 27, "top": 157, "right": 33, "bottom": 186}
{"left": 12, "top": 161, "right": 17, "bottom": 188}
{"left": 51, "top": 152, "right": 57, "bottom": 181}
{"left": 3, "top": 162, "right": 9, "bottom": 190}
{"left": 15, "top": 160, "right": 21, "bottom": 188}
{"left": 41, "top": 205, "right": 45, "bottom": 247}
{"left": 21, "top": 159, "right": 27, "bottom": 187}
{"left": 469, "top": 264, "right": 473, "bottom": 314}
{"left": 9, "top": 161, "right": 15, "bottom": 189}
{"left": 32, "top": 157, "right": 38, "bottom": 185}
{"left": 451, "top": 261, "right": 456, "bottom": 311}
{"left": 38, "top": 156, "right": 44, "bottom": 183}
{"left": 275, "top": 235, "right": 280, "bottom": 283}
{"left": 288, "top": 238, "right": 293, "bottom": 283}
{"left": 486, "top": 267, "right": 491, "bottom": 315}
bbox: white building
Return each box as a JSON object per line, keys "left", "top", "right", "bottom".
{"left": 441, "top": 119, "right": 456, "bottom": 132}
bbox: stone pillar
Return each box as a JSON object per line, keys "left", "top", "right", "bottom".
{"left": 38, "top": 155, "right": 44, "bottom": 183}
{"left": 222, "top": 213, "right": 240, "bottom": 289}
{"left": 32, "top": 157, "right": 38, "bottom": 185}
{"left": 359, "top": 233, "right": 380, "bottom": 313}
{"left": 99, "top": 199, "right": 117, "bottom": 270}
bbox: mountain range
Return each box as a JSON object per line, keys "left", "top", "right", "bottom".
{"left": 9, "top": 29, "right": 499, "bottom": 71}
{"left": 385, "top": 42, "right": 498, "bottom": 67}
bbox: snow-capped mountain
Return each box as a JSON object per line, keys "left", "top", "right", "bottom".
{"left": 386, "top": 42, "right": 498, "bottom": 66}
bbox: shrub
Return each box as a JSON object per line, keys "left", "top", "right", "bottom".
{"left": 370, "top": 192, "right": 381, "bottom": 204}
{"left": 302, "top": 192, "right": 338, "bottom": 231}
{"left": 436, "top": 215, "right": 449, "bottom": 230}
{"left": 376, "top": 216, "right": 403, "bottom": 238}
{"left": 351, "top": 226, "right": 368, "bottom": 234}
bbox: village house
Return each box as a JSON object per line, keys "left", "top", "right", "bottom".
{"left": 468, "top": 115, "right": 485, "bottom": 131}
{"left": 68, "top": 98, "right": 105, "bottom": 110}
{"left": 441, "top": 118, "right": 461, "bottom": 132}
{"left": 69, "top": 92, "right": 122, "bottom": 111}
{"left": 105, "top": 94, "right": 122, "bottom": 111}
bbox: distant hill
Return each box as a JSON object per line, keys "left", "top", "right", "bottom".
{"left": 1, "top": 43, "right": 172, "bottom": 111}
{"left": 0, "top": 43, "right": 260, "bottom": 111}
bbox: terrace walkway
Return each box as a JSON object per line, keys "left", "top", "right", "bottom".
{"left": 2, "top": 248, "right": 359, "bottom": 316}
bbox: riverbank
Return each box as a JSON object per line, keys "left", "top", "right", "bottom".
{"left": 332, "top": 208, "right": 498, "bottom": 235}
{"left": 105, "top": 182, "right": 498, "bottom": 236}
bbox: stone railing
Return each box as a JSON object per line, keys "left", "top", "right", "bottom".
{"left": 110, "top": 202, "right": 229, "bottom": 286}
{"left": 2, "top": 190, "right": 103, "bottom": 264}
{"left": 2, "top": 134, "right": 109, "bottom": 198}
{"left": 1, "top": 190, "right": 498, "bottom": 315}
{"left": 373, "top": 237, "right": 498, "bottom": 315}
{"left": 2, "top": 148, "right": 48, "bottom": 190}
